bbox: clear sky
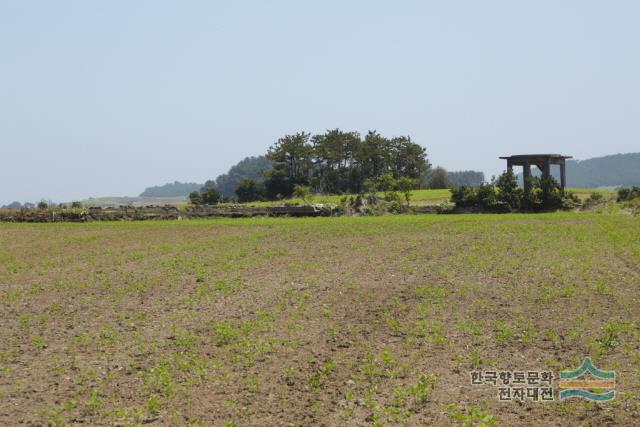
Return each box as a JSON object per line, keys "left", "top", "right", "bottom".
{"left": 1, "top": 1, "right": 638, "bottom": 204}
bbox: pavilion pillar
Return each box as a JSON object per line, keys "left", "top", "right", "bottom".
{"left": 523, "top": 163, "right": 532, "bottom": 192}
{"left": 560, "top": 160, "right": 566, "bottom": 191}
{"left": 542, "top": 161, "right": 551, "bottom": 181}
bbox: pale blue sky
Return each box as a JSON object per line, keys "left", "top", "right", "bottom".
{"left": 1, "top": 1, "right": 638, "bottom": 204}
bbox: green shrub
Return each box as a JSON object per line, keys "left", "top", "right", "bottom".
{"left": 188, "top": 191, "right": 202, "bottom": 205}
{"left": 450, "top": 186, "right": 476, "bottom": 207}
{"left": 475, "top": 184, "right": 499, "bottom": 210}
{"left": 617, "top": 186, "right": 640, "bottom": 202}
{"left": 540, "top": 177, "right": 563, "bottom": 210}
{"left": 587, "top": 192, "right": 603, "bottom": 203}
{"left": 189, "top": 187, "right": 221, "bottom": 205}
{"left": 387, "top": 200, "right": 404, "bottom": 214}
{"left": 292, "top": 184, "right": 312, "bottom": 203}
{"left": 561, "top": 192, "right": 581, "bottom": 210}
{"left": 201, "top": 187, "right": 221, "bottom": 205}
{"left": 495, "top": 169, "right": 522, "bottom": 210}
{"left": 235, "top": 178, "right": 266, "bottom": 203}
{"left": 452, "top": 172, "right": 578, "bottom": 212}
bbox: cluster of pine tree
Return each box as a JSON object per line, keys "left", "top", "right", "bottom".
{"left": 261, "top": 129, "right": 430, "bottom": 199}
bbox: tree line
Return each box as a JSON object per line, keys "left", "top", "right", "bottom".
{"left": 260, "top": 130, "right": 431, "bottom": 199}
{"left": 191, "top": 129, "right": 431, "bottom": 203}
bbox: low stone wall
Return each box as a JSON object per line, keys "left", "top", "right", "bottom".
{"left": 0, "top": 204, "right": 333, "bottom": 223}
{"left": 186, "top": 205, "right": 330, "bottom": 218}
{"left": 0, "top": 203, "right": 463, "bottom": 223}
{"left": 411, "top": 205, "right": 452, "bottom": 214}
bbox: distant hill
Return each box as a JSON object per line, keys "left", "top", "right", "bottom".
{"left": 139, "top": 181, "right": 203, "bottom": 197}
{"left": 517, "top": 152, "right": 640, "bottom": 188}
{"left": 566, "top": 153, "right": 640, "bottom": 188}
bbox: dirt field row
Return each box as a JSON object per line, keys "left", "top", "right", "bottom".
{"left": 1, "top": 213, "right": 639, "bottom": 426}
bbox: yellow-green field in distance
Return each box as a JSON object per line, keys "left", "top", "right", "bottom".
{"left": 245, "top": 187, "right": 614, "bottom": 207}
{"left": 1, "top": 211, "right": 638, "bottom": 426}
{"left": 69, "top": 188, "right": 615, "bottom": 209}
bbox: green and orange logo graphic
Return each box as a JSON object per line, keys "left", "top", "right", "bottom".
{"left": 559, "top": 357, "right": 615, "bottom": 401}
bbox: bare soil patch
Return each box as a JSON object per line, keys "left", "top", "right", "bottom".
{"left": 1, "top": 213, "right": 639, "bottom": 426}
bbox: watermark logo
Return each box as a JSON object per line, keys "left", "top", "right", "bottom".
{"left": 559, "top": 357, "right": 615, "bottom": 401}
{"left": 470, "top": 370, "right": 554, "bottom": 401}
{"left": 470, "top": 357, "right": 616, "bottom": 402}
